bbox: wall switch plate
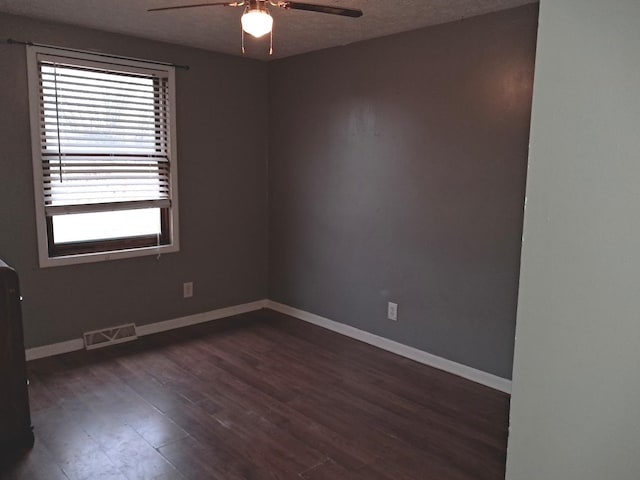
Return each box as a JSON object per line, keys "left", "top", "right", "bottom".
{"left": 183, "top": 282, "right": 193, "bottom": 298}
{"left": 387, "top": 302, "right": 398, "bottom": 321}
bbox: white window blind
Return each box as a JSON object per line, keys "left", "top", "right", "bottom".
{"left": 37, "top": 57, "right": 172, "bottom": 216}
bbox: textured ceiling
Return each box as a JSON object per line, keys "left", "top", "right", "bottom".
{"left": 0, "top": 0, "right": 537, "bottom": 60}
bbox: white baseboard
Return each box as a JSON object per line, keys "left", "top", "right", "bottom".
{"left": 25, "top": 297, "right": 511, "bottom": 394}
{"left": 265, "top": 300, "right": 512, "bottom": 394}
{"left": 25, "top": 299, "right": 269, "bottom": 361}
{"left": 136, "top": 299, "right": 268, "bottom": 336}
{"left": 25, "top": 338, "right": 85, "bottom": 361}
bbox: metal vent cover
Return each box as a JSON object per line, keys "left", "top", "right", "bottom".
{"left": 83, "top": 323, "right": 138, "bottom": 350}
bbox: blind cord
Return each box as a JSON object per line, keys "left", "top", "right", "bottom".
{"left": 53, "top": 63, "right": 63, "bottom": 183}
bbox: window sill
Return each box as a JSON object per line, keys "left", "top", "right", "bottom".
{"left": 38, "top": 243, "right": 180, "bottom": 268}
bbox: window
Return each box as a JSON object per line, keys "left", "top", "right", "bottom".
{"left": 27, "top": 46, "right": 179, "bottom": 267}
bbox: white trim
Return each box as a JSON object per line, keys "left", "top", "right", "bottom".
{"left": 25, "top": 299, "right": 269, "bottom": 361}
{"left": 25, "top": 338, "right": 85, "bottom": 361}
{"left": 24, "top": 297, "right": 511, "bottom": 394}
{"left": 26, "top": 44, "right": 49, "bottom": 269}
{"left": 265, "top": 300, "right": 512, "bottom": 394}
{"left": 166, "top": 59, "right": 180, "bottom": 256}
{"left": 135, "top": 299, "right": 268, "bottom": 336}
{"left": 37, "top": 244, "right": 180, "bottom": 268}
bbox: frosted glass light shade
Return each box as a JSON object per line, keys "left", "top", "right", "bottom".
{"left": 241, "top": 10, "right": 273, "bottom": 38}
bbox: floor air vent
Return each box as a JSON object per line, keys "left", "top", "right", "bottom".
{"left": 83, "top": 323, "right": 138, "bottom": 350}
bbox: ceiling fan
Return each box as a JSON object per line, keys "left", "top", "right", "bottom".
{"left": 148, "top": 0, "right": 363, "bottom": 55}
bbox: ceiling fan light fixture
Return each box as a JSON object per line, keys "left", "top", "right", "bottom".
{"left": 149, "top": 1, "right": 364, "bottom": 55}
{"left": 241, "top": 8, "right": 273, "bottom": 38}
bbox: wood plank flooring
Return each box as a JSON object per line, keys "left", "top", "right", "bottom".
{"left": 0, "top": 309, "right": 510, "bottom": 480}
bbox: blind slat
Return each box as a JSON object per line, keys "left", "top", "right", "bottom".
{"left": 40, "top": 75, "right": 164, "bottom": 93}
{"left": 41, "top": 114, "right": 160, "bottom": 127}
{"left": 41, "top": 86, "right": 165, "bottom": 104}
{"left": 42, "top": 154, "right": 169, "bottom": 160}
{"left": 40, "top": 104, "right": 164, "bottom": 120}
{"left": 40, "top": 76, "right": 166, "bottom": 94}
{"left": 41, "top": 89, "right": 166, "bottom": 108}
{"left": 41, "top": 98, "right": 168, "bottom": 115}
{"left": 44, "top": 178, "right": 170, "bottom": 185}
{"left": 41, "top": 123, "right": 159, "bottom": 133}
{"left": 42, "top": 136, "right": 167, "bottom": 145}
{"left": 45, "top": 199, "right": 171, "bottom": 216}
{"left": 43, "top": 164, "right": 170, "bottom": 170}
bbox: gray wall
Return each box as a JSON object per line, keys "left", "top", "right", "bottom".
{"left": 506, "top": 0, "right": 640, "bottom": 478}
{"left": 268, "top": 5, "right": 538, "bottom": 379}
{"left": 1, "top": 6, "right": 537, "bottom": 381}
{"left": 0, "top": 13, "right": 269, "bottom": 348}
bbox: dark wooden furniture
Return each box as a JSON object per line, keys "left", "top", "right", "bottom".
{"left": 0, "top": 259, "right": 34, "bottom": 455}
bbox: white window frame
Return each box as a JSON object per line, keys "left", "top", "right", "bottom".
{"left": 26, "top": 45, "right": 180, "bottom": 268}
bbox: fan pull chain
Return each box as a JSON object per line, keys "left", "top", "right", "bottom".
{"left": 269, "top": 29, "right": 273, "bottom": 55}
{"left": 241, "top": 29, "right": 246, "bottom": 54}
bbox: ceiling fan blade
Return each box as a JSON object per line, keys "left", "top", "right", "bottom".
{"left": 148, "top": 2, "right": 239, "bottom": 12}
{"left": 279, "top": 1, "right": 363, "bottom": 18}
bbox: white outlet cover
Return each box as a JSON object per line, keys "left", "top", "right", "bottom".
{"left": 388, "top": 302, "right": 398, "bottom": 321}
{"left": 183, "top": 282, "right": 193, "bottom": 298}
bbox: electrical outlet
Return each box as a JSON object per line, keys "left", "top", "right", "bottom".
{"left": 387, "top": 302, "right": 398, "bottom": 321}
{"left": 183, "top": 282, "right": 193, "bottom": 298}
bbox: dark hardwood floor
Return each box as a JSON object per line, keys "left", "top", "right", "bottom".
{"left": 0, "top": 309, "right": 510, "bottom": 480}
